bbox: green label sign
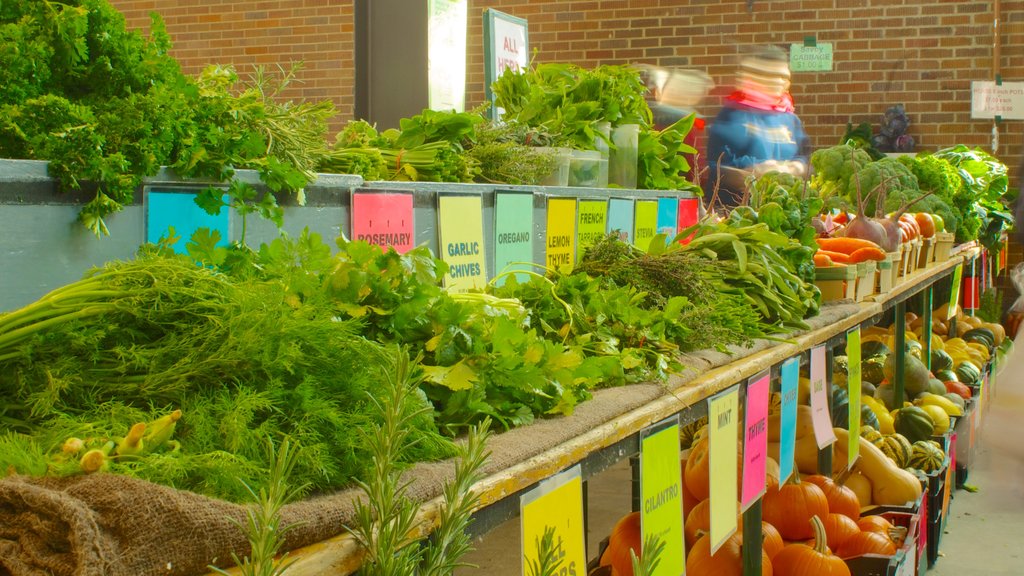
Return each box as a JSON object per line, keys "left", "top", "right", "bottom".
{"left": 949, "top": 263, "right": 964, "bottom": 319}
{"left": 790, "top": 43, "right": 833, "bottom": 72}
{"left": 846, "top": 327, "right": 862, "bottom": 469}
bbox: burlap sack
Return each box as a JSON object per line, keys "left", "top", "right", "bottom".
{"left": 0, "top": 302, "right": 860, "bottom": 576}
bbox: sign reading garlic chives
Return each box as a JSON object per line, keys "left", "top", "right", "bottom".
{"left": 437, "top": 194, "right": 487, "bottom": 291}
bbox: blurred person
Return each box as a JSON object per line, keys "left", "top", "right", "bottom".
{"left": 705, "top": 46, "right": 809, "bottom": 207}
{"left": 639, "top": 65, "right": 713, "bottom": 186}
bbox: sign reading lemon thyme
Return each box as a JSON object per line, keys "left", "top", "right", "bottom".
{"left": 546, "top": 197, "right": 577, "bottom": 272}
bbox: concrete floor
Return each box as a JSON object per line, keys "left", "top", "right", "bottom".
{"left": 459, "top": 441, "right": 1024, "bottom": 576}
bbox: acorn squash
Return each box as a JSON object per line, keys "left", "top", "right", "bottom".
{"left": 930, "top": 350, "right": 954, "bottom": 372}
{"left": 862, "top": 358, "right": 887, "bottom": 385}
{"left": 893, "top": 406, "right": 935, "bottom": 443}
{"left": 862, "top": 341, "right": 891, "bottom": 360}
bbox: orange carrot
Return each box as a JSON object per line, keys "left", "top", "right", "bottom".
{"left": 848, "top": 246, "right": 887, "bottom": 263}
{"left": 816, "top": 237, "right": 883, "bottom": 255}
{"left": 817, "top": 249, "right": 851, "bottom": 264}
{"left": 813, "top": 253, "right": 833, "bottom": 267}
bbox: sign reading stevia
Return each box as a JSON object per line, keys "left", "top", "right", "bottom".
{"left": 634, "top": 200, "right": 658, "bottom": 252}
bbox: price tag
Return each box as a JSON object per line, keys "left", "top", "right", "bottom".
{"left": 778, "top": 357, "right": 800, "bottom": 484}
{"left": 948, "top": 263, "right": 963, "bottom": 319}
{"left": 634, "top": 200, "right": 658, "bottom": 252}
{"left": 545, "top": 197, "right": 577, "bottom": 272}
{"left": 438, "top": 194, "right": 487, "bottom": 292}
{"left": 640, "top": 417, "right": 685, "bottom": 575}
{"left": 576, "top": 199, "right": 609, "bottom": 261}
{"left": 847, "top": 327, "right": 862, "bottom": 469}
{"left": 521, "top": 465, "right": 586, "bottom": 576}
{"left": 493, "top": 192, "right": 534, "bottom": 286}
{"left": 607, "top": 197, "right": 635, "bottom": 243}
{"left": 708, "top": 386, "right": 740, "bottom": 553}
{"left": 809, "top": 345, "right": 837, "bottom": 449}
{"left": 741, "top": 370, "right": 770, "bottom": 511}
{"left": 351, "top": 191, "right": 415, "bottom": 253}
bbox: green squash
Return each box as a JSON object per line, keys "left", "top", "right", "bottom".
{"left": 894, "top": 406, "right": 936, "bottom": 444}
{"left": 926, "top": 378, "right": 947, "bottom": 396}
{"left": 884, "top": 352, "right": 931, "bottom": 398}
{"left": 862, "top": 341, "right": 891, "bottom": 360}
{"left": 962, "top": 328, "right": 995, "bottom": 348}
{"left": 909, "top": 440, "right": 945, "bottom": 473}
{"left": 830, "top": 384, "right": 850, "bottom": 427}
{"left": 955, "top": 362, "right": 981, "bottom": 385}
{"left": 942, "top": 393, "right": 966, "bottom": 410}
{"left": 930, "top": 350, "right": 954, "bottom": 372}
{"left": 875, "top": 384, "right": 898, "bottom": 410}
{"left": 861, "top": 380, "right": 878, "bottom": 398}
{"left": 934, "top": 369, "right": 959, "bottom": 383}
{"left": 862, "top": 357, "right": 887, "bottom": 385}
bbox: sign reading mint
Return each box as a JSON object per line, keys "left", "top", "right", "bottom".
{"left": 971, "top": 81, "right": 1024, "bottom": 120}
{"left": 789, "top": 42, "right": 833, "bottom": 72}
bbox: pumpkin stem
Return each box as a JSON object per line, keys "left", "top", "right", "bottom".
{"left": 810, "top": 515, "right": 829, "bottom": 555}
{"left": 834, "top": 467, "right": 853, "bottom": 486}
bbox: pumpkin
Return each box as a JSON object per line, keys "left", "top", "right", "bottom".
{"left": 762, "top": 521, "right": 785, "bottom": 560}
{"left": 685, "top": 530, "right": 772, "bottom": 576}
{"left": 821, "top": 512, "right": 860, "bottom": 550}
{"left": 856, "top": 515, "right": 909, "bottom": 547}
{"left": 762, "top": 476, "right": 829, "bottom": 541}
{"left": 771, "top": 516, "right": 851, "bottom": 576}
{"left": 803, "top": 474, "right": 861, "bottom": 521}
{"left": 684, "top": 436, "right": 712, "bottom": 501}
{"left": 893, "top": 406, "right": 935, "bottom": 443}
{"left": 680, "top": 417, "right": 708, "bottom": 450}
{"left": 600, "top": 512, "right": 641, "bottom": 576}
{"left": 681, "top": 455, "right": 700, "bottom": 519}
{"left": 837, "top": 530, "right": 897, "bottom": 559}
{"left": 685, "top": 499, "right": 746, "bottom": 551}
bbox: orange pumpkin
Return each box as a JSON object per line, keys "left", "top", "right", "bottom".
{"left": 599, "top": 511, "right": 641, "bottom": 576}
{"left": 771, "top": 516, "right": 851, "bottom": 576}
{"left": 681, "top": 454, "right": 701, "bottom": 518}
{"left": 856, "top": 515, "right": 908, "bottom": 547}
{"left": 762, "top": 477, "right": 829, "bottom": 541}
{"left": 684, "top": 499, "right": 743, "bottom": 551}
{"left": 765, "top": 456, "right": 781, "bottom": 492}
{"left": 686, "top": 530, "right": 772, "bottom": 576}
{"left": 803, "top": 474, "right": 861, "bottom": 521}
{"left": 684, "top": 436, "right": 712, "bottom": 501}
{"left": 762, "top": 521, "right": 785, "bottom": 560}
{"left": 821, "top": 513, "right": 860, "bottom": 550}
{"left": 837, "top": 530, "right": 897, "bottom": 559}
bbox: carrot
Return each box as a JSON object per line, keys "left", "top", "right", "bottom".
{"left": 848, "top": 246, "right": 887, "bottom": 263}
{"left": 813, "top": 253, "right": 833, "bottom": 267}
{"left": 816, "top": 237, "right": 883, "bottom": 255}
{"left": 817, "top": 249, "right": 851, "bottom": 264}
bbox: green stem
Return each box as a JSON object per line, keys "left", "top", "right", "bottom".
{"left": 0, "top": 306, "right": 115, "bottom": 353}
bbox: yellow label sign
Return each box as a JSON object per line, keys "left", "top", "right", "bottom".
{"left": 546, "top": 198, "right": 577, "bottom": 272}
{"left": 847, "top": 327, "right": 862, "bottom": 469}
{"left": 640, "top": 419, "right": 685, "bottom": 575}
{"left": 708, "top": 387, "right": 739, "bottom": 554}
{"left": 438, "top": 194, "right": 487, "bottom": 292}
{"left": 576, "top": 199, "right": 608, "bottom": 262}
{"left": 521, "top": 465, "right": 586, "bottom": 576}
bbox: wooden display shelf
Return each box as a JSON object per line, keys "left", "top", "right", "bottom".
{"left": 211, "top": 247, "right": 980, "bottom": 576}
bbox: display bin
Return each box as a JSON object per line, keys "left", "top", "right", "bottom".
{"left": 845, "top": 509, "right": 921, "bottom": 576}
{"left": 924, "top": 455, "right": 950, "bottom": 568}
{"left": 918, "top": 237, "right": 935, "bottom": 268}
{"left": 855, "top": 260, "right": 877, "bottom": 301}
{"left": 876, "top": 257, "right": 895, "bottom": 295}
{"left": 910, "top": 239, "right": 923, "bottom": 274}
{"left": 933, "top": 232, "right": 955, "bottom": 262}
{"left": 954, "top": 399, "right": 976, "bottom": 487}
{"left": 886, "top": 251, "right": 901, "bottom": 289}
{"left": 898, "top": 243, "right": 912, "bottom": 277}
{"left": 815, "top": 264, "right": 857, "bottom": 302}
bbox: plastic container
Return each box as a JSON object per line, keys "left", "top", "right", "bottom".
{"left": 536, "top": 147, "right": 571, "bottom": 187}
{"left": 608, "top": 123, "right": 640, "bottom": 189}
{"left": 568, "top": 150, "right": 608, "bottom": 188}
{"left": 593, "top": 122, "right": 611, "bottom": 186}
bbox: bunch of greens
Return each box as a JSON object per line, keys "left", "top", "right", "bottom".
{"left": 0, "top": 0, "right": 334, "bottom": 236}
{"left": 678, "top": 222, "right": 821, "bottom": 330}
{"left": 897, "top": 154, "right": 963, "bottom": 234}
{"left": 933, "top": 145, "right": 1015, "bottom": 247}
{"left": 748, "top": 172, "right": 823, "bottom": 247}
{"left": 0, "top": 247, "right": 453, "bottom": 502}
{"left": 637, "top": 115, "right": 701, "bottom": 192}
{"left": 464, "top": 120, "right": 559, "bottom": 185}
{"left": 809, "top": 144, "right": 873, "bottom": 200}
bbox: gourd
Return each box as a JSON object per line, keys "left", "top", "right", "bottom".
{"left": 762, "top": 521, "right": 785, "bottom": 560}
{"left": 771, "top": 516, "right": 851, "bottom": 576}
{"left": 892, "top": 406, "right": 935, "bottom": 443}
{"left": 874, "top": 434, "right": 913, "bottom": 468}
{"left": 685, "top": 499, "right": 742, "bottom": 551}
{"left": 769, "top": 405, "right": 814, "bottom": 442}
{"left": 917, "top": 404, "right": 951, "bottom": 434}
{"left": 685, "top": 530, "right": 771, "bottom": 576}
{"left": 845, "top": 471, "right": 873, "bottom": 507}
{"left": 684, "top": 435, "right": 712, "bottom": 500}
{"left": 908, "top": 440, "right": 945, "bottom": 473}
{"left": 834, "top": 428, "right": 923, "bottom": 506}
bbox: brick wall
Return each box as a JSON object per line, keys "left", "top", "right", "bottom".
{"left": 111, "top": 0, "right": 1023, "bottom": 186}
{"left": 112, "top": 0, "right": 356, "bottom": 132}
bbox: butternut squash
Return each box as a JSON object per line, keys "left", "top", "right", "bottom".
{"left": 833, "top": 428, "right": 922, "bottom": 506}
{"left": 844, "top": 470, "right": 873, "bottom": 507}
{"left": 770, "top": 432, "right": 846, "bottom": 477}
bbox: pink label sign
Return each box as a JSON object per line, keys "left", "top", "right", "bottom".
{"left": 351, "top": 192, "right": 415, "bottom": 253}
{"left": 809, "top": 345, "right": 837, "bottom": 449}
{"left": 741, "top": 370, "right": 771, "bottom": 511}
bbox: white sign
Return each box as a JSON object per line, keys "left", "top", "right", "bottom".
{"left": 484, "top": 9, "right": 529, "bottom": 120}
{"left": 428, "top": 0, "right": 467, "bottom": 112}
{"left": 971, "top": 81, "right": 1024, "bottom": 120}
